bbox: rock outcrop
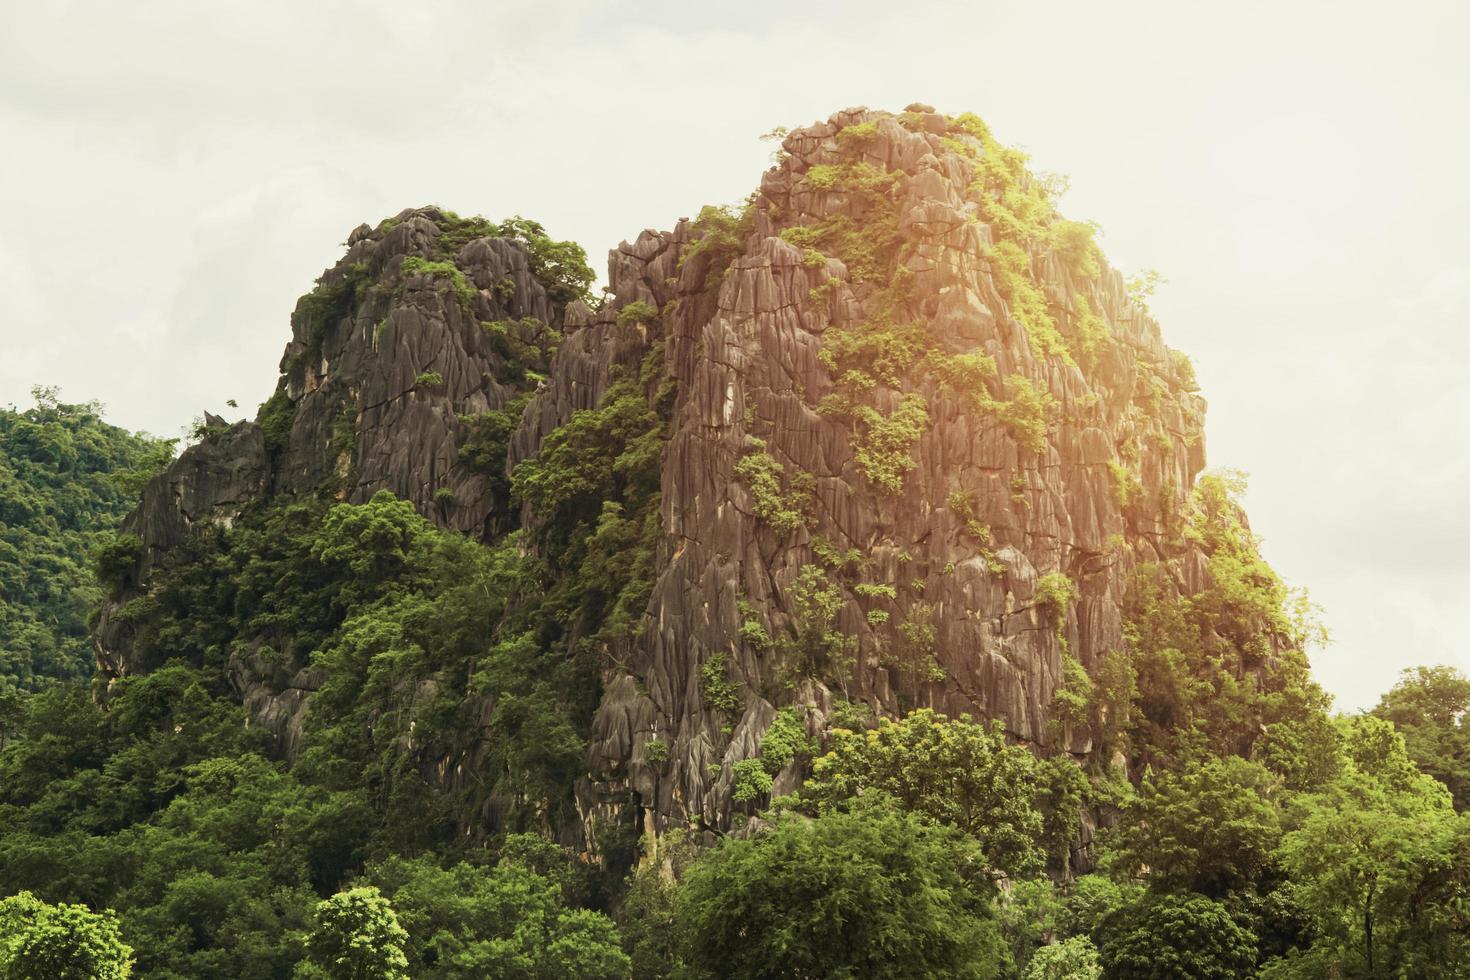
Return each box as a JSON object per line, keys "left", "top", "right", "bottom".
{"left": 548, "top": 107, "right": 1208, "bottom": 841}
{"left": 95, "top": 107, "right": 1217, "bottom": 853}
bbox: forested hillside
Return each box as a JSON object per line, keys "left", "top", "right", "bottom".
{"left": 0, "top": 388, "right": 172, "bottom": 692}
{"left": 0, "top": 106, "right": 1466, "bottom": 979}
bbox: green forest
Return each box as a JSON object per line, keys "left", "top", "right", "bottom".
{"left": 0, "top": 387, "right": 1467, "bottom": 978}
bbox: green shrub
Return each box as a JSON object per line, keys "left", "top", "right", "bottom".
{"left": 836, "top": 120, "right": 879, "bottom": 149}
{"left": 414, "top": 371, "right": 444, "bottom": 389}
{"left": 400, "top": 256, "right": 474, "bottom": 310}
{"left": 737, "top": 600, "right": 772, "bottom": 651}
{"left": 776, "top": 566, "right": 853, "bottom": 685}
{"left": 733, "top": 441, "right": 811, "bottom": 533}
{"left": 987, "top": 242, "right": 1072, "bottom": 365}
{"left": 429, "top": 212, "right": 595, "bottom": 305}
{"left": 805, "top": 164, "right": 844, "bottom": 189}
{"left": 759, "top": 706, "right": 816, "bottom": 775}
{"left": 93, "top": 533, "right": 143, "bottom": 600}
{"left": 1051, "top": 653, "right": 1093, "bottom": 730}
{"left": 1052, "top": 219, "right": 1101, "bottom": 280}
{"left": 700, "top": 653, "right": 743, "bottom": 717}
{"left": 678, "top": 203, "right": 755, "bottom": 296}
{"left": 947, "top": 490, "right": 994, "bottom": 546}
{"left": 258, "top": 388, "right": 296, "bottom": 458}
{"left": 1035, "top": 572, "right": 1076, "bottom": 621}
{"left": 995, "top": 375, "right": 1052, "bottom": 454}
{"left": 730, "top": 758, "right": 773, "bottom": 804}
{"left": 616, "top": 300, "right": 659, "bottom": 326}
{"left": 823, "top": 395, "right": 928, "bottom": 495}
{"left": 1073, "top": 295, "right": 1112, "bottom": 370}
{"left": 1108, "top": 460, "right": 1142, "bottom": 506}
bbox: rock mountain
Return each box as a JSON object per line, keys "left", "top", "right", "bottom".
{"left": 94, "top": 105, "right": 1223, "bottom": 857}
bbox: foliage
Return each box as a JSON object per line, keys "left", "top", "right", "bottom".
{"left": 365, "top": 851, "right": 629, "bottom": 979}
{"left": 774, "top": 565, "right": 852, "bottom": 686}
{"left": 1095, "top": 894, "right": 1257, "bottom": 980}
{"left": 758, "top": 706, "right": 816, "bottom": 775}
{"left": 413, "top": 370, "right": 444, "bottom": 388}
{"left": 885, "top": 601, "right": 946, "bottom": 696}
{"left": 1053, "top": 220, "right": 1102, "bottom": 280}
{"left": 993, "top": 375, "right": 1054, "bottom": 454}
{"left": 0, "top": 891, "right": 133, "bottom": 979}
{"left": 1036, "top": 572, "right": 1076, "bottom": 622}
{"left": 1024, "top": 936, "right": 1102, "bottom": 980}
{"left": 303, "top": 886, "right": 410, "bottom": 979}
{"left": 733, "top": 439, "right": 812, "bottom": 534}
{"left": 800, "top": 709, "right": 1045, "bottom": 876}
{"left": 457, "top": 393, "right": 533, "bottom": 530}
{"left": 730, "top": 758, "right": 773, "bottom": 805}
{"left": 698, "top": 653, "right": 743, "bottom": 718}
{"left": 430, "top": 212, "right": 595, "bottom": 306}
{"left": 1072, "top": 296, "right": 1112, "bottom": 370}
{"left": 674, "top": 805, "right": 1010, "bottom": 979}
{"left": 1372, "top": 664, "right": 1470, "bottom": 809}
{"left": 813, "top": 383, "right": 928, "bottom": 494}
{"left": 478, "top": 317, "right": 560, "bottom": 387}
{"left": 259, "top": 387, "right": 297, "bottom": 458}
{"left": 0, "top": 388, "right": 173, "bottom": 690}
{"left": 616, "top": 300, "right": 659, "bottom": 326}
{"left": 678, "top": 203, "right": 755, "bottom": 297}
{"left": 1268, "top": 716, "right": 1469, "bottom": 976}
{"left": 987, "top": 240, "right": 1073, "bottom": 364}
{"left": 399, "top": 257, "right": 474, "bottom": 311}
{"left": 1112, "top": 756, "right": 1280, "bottom": 897}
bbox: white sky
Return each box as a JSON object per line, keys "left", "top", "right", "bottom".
{"left": 2, "top": 0, "right": 1466, "bottom": 710}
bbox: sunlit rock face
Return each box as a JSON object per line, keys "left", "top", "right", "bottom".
{"left": 92, "top": 108, "right": 1214, "bottom": 849}
{"left": 516, "top": 107, "right": 1207, "bottom": 838}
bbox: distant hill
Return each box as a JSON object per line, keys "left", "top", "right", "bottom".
{"left": 0, "top": 387, "right": 172, "bottom": 689}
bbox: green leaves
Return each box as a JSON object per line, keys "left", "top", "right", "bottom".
{"left": 1113, "top": 756, "right": 1281, "bottom": 897}
{"left": 674, "top": 806, "right": 1009, "bottom": 980}
{"left": 801, "top": 709, "right": 1046, "bottom": 878}
{"left": 0, "top": 391, "right": 172, "bottom": 690}
{"left": 1096, "top": 894, "right": 1257, "bottom": 980}
{"left": 304, "top": 886, "right": 410, "bottom": 980}
{"left": 0, "top": 891, "right": 133, "bottom": 980}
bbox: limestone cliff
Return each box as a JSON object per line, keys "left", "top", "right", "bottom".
{"left": 95, "top": 106, "right": 1217, "bottom": 853}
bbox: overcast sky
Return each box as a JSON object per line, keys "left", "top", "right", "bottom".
{"left": 2, "top": 0, "right": 1465, "bottom": 709}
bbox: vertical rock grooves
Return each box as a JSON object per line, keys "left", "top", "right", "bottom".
{"left": 94, "top": 107, "right": 1233, "bottom": 850}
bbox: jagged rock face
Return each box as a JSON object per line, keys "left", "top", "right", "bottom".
{"left": 94, "top": 111, "right": 1217, "bottom": 845}
{"left": 276, "top": 207, "right": 560, "bottom": 534}
{"left": 95, "top": 207, "right": 560, "bottom": 713}
{"left": 529, "top": 108, "right": 1210, "bottom": 835}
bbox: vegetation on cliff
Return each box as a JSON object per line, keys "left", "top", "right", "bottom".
{"left": 0, "top": 388, "right": 172, "bottom": 691}
{"left": 1, "top": 107, "right": 1467, "bottom": 979}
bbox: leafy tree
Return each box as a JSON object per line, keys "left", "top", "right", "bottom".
{"left": 800, "top": 709, "right": 1045, "bottom": 876}
{"left": 674, "top": 805, "right": 1010, "bottom": 979}
{"left": 1024, "top": 936, "right": 1102, "bottom": 980}
{"left": 1096, "top": 894, "right": 1257, "bottom": 980}
{"left": 997, "top": 877, "right": 1062, "bottom": 969}
{"left": 1058, "top": 875, "right": 1144, "bottom": 942}
{"left": 0, "top": 388, "right": 172, "bottom": 689}
{"left": 1112, "top": 756, "right": 1280, "bottom": 897}
{"left": 302, "top": 887, "right": 409, "bottom": 980}
{"left": 775, "top": 564, "right": 852, "bottom": 686}
{"left": 0, "top": 891, "right": 133, "bottom": 979}
{"left": 1372, "top": 665, "right": 1470, "bottom": 809}
{"left": 366, "top": 848, "right": 628, "bottom": 979}
{"left": 1269, "top": 716, "right": 1467, "bottom": 977}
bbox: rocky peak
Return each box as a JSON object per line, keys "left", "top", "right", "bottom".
{"left": 94, "top": 108, "right": 1232, "bottom": 854}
